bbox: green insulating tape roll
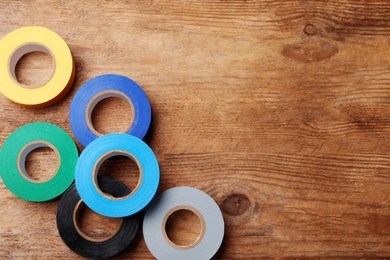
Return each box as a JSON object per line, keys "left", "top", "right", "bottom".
{"left": 0, "top": 122, "right": 78, "bottom": 202}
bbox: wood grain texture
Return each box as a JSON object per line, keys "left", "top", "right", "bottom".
{"left": 1, "top": 0, "right": 390, "bottom": 258}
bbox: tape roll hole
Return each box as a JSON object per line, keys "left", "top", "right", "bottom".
{"left": 10, "top": 44, "right": 55, "bottom": 89}
{"left": 88, "top": 91, "right": 135, "bottom": 135}
{"left": 163, "top": 206, "right": 206, "bottom": 250}
{"left": 73, "top": 200, "right": 123, "bottom": 242}
{"left": 18, "top": 141, "right": 59, "bottom": 183}
{"left": 94, "top": 151, "right": 141, "bottom": 199}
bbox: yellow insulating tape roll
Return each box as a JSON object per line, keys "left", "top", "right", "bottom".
{"left": 0, "top": 26, "right": 75, "bottom": 108}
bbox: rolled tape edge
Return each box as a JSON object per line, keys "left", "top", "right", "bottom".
{"left": 0, "top": 26, "right": 75, "bottom": 108}
{"left": 143, "top": 186, "right": 225, "bottom": 260}
{"left": 57, "top": 176, "right": 140, "bottom": 258}
{"left": 70, "top": 74, "right": 151, "bottom": 146}
{"left": 1, "top": 122, "right": 78, "bottom": 201}
{"left": 75, "top": 134, "right": 159, "bottom": 217}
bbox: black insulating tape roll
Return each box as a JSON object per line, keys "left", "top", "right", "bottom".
{"left": 56, "top": 176, "right": 140, "bottom": 258}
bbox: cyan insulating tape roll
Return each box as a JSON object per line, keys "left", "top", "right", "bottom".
{"left": 57, "top": 176, "right": 140, "bottom": 258}
{"left": 69, "top": 74, "right": 151, "bottom": 147}
{"left": 75, "top": 134, "right": 159, "bottom": 217}
{"left": 143, "top": 187, "right": 225, "bottom": 260}
{"left": 0, "top": 122, "right": 78, "bottom": 201}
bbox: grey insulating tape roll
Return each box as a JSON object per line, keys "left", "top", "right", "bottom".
{"left": 143, "top": 186, "right": 224, "bottom": 260}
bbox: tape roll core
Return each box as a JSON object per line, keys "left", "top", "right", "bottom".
{"left": 162, "top": 205, "right": 206, "bottom": 250}
{"left": 9, "top": 43, "right": 55, "bottom": 87}
{"left": 86, "top": 90, "right": 135, "bottom": 136}
{"left": 92, "top": 150, "right": 142, "bottom": 200}
{"left": 17, "top": 140, "right": 60, "bottom": 183}
{"left": 72, "top": 200, "right": 124, "bottom": 242}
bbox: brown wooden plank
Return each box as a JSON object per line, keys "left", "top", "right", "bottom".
{"left": 1, "top": 0, "right": 390, "bottom": 258}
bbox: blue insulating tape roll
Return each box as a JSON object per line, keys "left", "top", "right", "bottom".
{"left": 69, "top": 74, "right": 151, "bottom": 147}
{"left": 75, "top": 134, "right": 160, "bottom": 217}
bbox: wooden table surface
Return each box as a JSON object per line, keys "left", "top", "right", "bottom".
{"left": 1, "top": 0, "right": 390, "bottom": 258}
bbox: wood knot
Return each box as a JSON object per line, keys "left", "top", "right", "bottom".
{"left": 304, "top": 23, "right": 317, "bottom": 36}
{"left": 221, "top": 193, "right": 251, "bottom": 216}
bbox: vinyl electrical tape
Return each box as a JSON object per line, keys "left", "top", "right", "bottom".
{"left": 0, "top": 26, "right": 75, "bottom": 108}
{"left": 70, "top": 74, "right": 151, "bottom": 147}
{"left": 57, "top": 176, "right": 140, "bottom": 258}
{"left": 75, "top": 134, "right": 159, "bottom": 217}
{"left": 143, "top": 187, "right": 225, "bottom": 260}
{"left": 0, "top": 122, "right": 78, "bottom": 201}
